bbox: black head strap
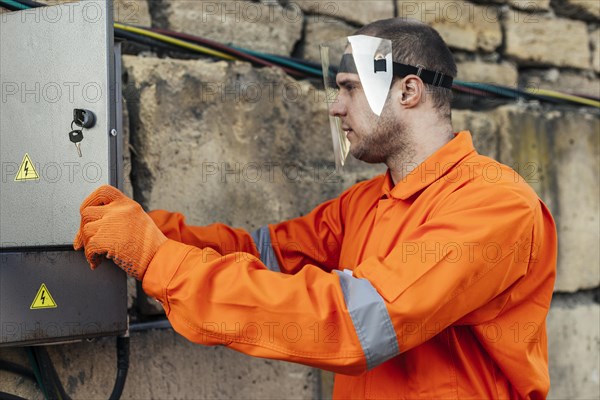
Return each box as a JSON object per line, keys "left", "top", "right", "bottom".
{"left": 391, "top": 62, "right": 453, "bottom": 89}
{"left": 337, "top": 55, "right": 454, "bottom": 89}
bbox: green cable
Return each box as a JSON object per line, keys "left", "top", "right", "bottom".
{"left": 231, "top": 46, "right": 323, "bottom": 77}
{"left": 455, "top": 81, "right": 521, "bottom": 99}
{"left": 0, "top": 0, "right": 28, "bottom": 10}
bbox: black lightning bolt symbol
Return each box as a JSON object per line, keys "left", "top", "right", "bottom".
{"left": 40, "top": 290, "right": 45, "bottom": 304}
{"left": 24, "top": 161, "right": 29, "bottom": 177}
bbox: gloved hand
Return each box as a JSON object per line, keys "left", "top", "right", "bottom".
{"left": 73, "top": 185, "right": 168, "bottom": 280}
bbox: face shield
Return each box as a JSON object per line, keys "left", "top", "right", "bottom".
{"left": 319, "top": 35, "right": 454, "bottom": 169}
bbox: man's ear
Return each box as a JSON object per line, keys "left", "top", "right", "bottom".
{"left": 397, "top": 75, "right": 423, "bottom": 109}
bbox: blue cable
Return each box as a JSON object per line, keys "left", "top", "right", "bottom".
{"left": 231, "top": 45, "right": 324, "bottom": 77}
{"left": 0, "top": 0, "right": 28, "bottom": 10}
{"left": 455, "top": 80, "right": 521, "bottom": 99}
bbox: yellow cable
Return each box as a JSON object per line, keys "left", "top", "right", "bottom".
{"left": 114, "top": 23, "right": 236, "bottom": 61}
{"left": 526, "top": 87, "right": 600, "bottom": 108}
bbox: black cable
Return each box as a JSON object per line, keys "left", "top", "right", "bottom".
{"left": 270, "top": 54, "right": 324, "bottom": 70}
{"left": 129, "top": 319, "right": 172, "bottom": 332}
{"left": 0, "top": 392, "right": 29, "bottom": 400}
{"left": 31, "top": 347, "right": 58, "bottom": 400}
{"left": 24, "top": 336, "right": 129, "bottom": 400}
{"left": 32, "top": 346, "right": 70, "bottom": 400}
{"left": 44, "top": 349, "right": 70, "bottom": 400}
{"left": 31, "top": 347, "right": 57, "bottom": 400}
{"left": 0, "top": 1, "right": 21, "bottom": 11}
{"left": 26, "top": 347, "right": 47, "bottom": 399}
{"left": 0, "top": 360, "right": 36, "bottom": 382}
{"left": 108, "top": 335, "right": 130, "bottom": 400}
{"left": 115, "top": 29, "right": 187, "bottom": 54}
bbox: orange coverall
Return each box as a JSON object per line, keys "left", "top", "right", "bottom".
{"left": 144, "top": 131, "right": 557, "bottom": 399}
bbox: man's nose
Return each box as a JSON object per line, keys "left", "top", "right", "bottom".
{"left": 328, "top": 93, "right": 347, "bottom": 117}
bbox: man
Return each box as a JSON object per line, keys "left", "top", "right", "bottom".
{"left": 75, "top": 18, "right": 556, "bottom": 399}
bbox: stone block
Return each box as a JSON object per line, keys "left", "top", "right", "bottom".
{"left": 545, "top": 112, "right": 600, "bottom": 292}
{"left": 452, "top": 109, "right": 499, "bottom": 159}
{"left": 0, "top": 330, "right": 318, "bottom": 399}
{"left": 519, "top": 69, "right": 600, "bottom": 99}
{"left": 161, "top": 0, "right": 303, "bottom": 56}
{"left": 551, "top": 0, "right": 600, "bottom": 21}
{"left": 457, "top": 60, "right": 519, "bottom": 86}
{"left": 495, "top": 105, "right": 600, "bottom": 292}
{"left": 122, "top": 55, "right": 383, "bottom": 228}
{"left": 121, "top": 96, "right": 133, "bottom": 198}
{"left": 46, "top": 330, "right": 316, "bottom": 398}
{"left": 547, "top": 303, "right": 600, "bottom": 399}
{"left": 34, "top": 0, "right": 151, "bottom": 25}
{"left": 300, "top": 17, "right": 355, "bottom": 63}
{"left": 504, "top": 10, "right": 590, "bottom": 69}
{"left": 114, "top": 0, "right": 151, "bottom": 25}
{"left": 592, "top": 27, "right": 600, "bottom": 73}
{"left": 509, "top": 0, "right": 551, "bottom": 10}
{"left": 321, "top": 370, "right": 335, "bottom": 399}
{"left": 396, "top": 0, "right": 503, "bottom": 52}
{"left": 292, "top": 0, "right": 395, "bottom": 26}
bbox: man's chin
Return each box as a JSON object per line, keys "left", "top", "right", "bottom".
{"left": 350, "top": 147, "right": 383, "bottom": 164}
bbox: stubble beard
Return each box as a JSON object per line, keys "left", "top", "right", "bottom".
{"left": 349, "top": 113, "right": 416, "bottom": 166}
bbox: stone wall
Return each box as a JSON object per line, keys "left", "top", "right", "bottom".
{"left": 1, "top": 0, "right": 598, "bottom": 399}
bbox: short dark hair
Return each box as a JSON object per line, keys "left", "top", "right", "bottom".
{"left": 356, "top": 18, "right": 457, "bottom": 118}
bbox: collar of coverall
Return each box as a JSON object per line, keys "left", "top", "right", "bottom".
{"left": 380, "top": 131, "right": 475, "bottom": 200}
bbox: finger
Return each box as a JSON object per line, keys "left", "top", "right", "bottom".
{"left": 76, "top": 216, "right": 102, "bottom": 243}
{"left": 81, "top": 227, "right": 105, "bottom": 270}
{"left": 80, "top": 205, "right": 107, "bottom": 225}
{"left": 74, "top": 219, "right": 102, "bottom": 255}
{"left": 85, "top": 247, "right": 105, "bottom": 270}
{"left": 81, "top": 219, "right": 102, "bottom": 244}
{"left": 75, "top": 207, "right": 104, "bottom": 250}
{"left": 73, "top": 229, "right": 84, "bottom": 251}
{"left": 80, "top": 185, "right": 124, "bottom": 211}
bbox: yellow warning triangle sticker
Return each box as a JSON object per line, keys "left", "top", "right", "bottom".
{"left": 30, "top": 283, "right": 57, "bottom": 309}
{"left": 14, "top": 153, "right": 40, "bottom": 181}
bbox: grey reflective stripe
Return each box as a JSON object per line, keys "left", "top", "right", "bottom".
{"left": 334, "top": 270, "right": 399, "bottom": 370}
{"left": 250, "top": 226, "right": 281, "bottom": 272}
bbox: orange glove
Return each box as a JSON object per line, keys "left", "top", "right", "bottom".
{"left": 73, "top": 185, "right": 168, "bottom": 280}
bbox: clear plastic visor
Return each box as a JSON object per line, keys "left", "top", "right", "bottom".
{"left": 320, "top": 35, "right": 394, "bottom": 169}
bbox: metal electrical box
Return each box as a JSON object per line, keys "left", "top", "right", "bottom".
{"left": 0, "top": 0, "right": 127, "bottom": 346}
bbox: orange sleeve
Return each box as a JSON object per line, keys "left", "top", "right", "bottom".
{"left": 149, "top": 180, "right": 361, "bottom": 275}
{"left": 148, "top": 210, "right": 259, "bottom": 258}
{"left": 142, "top": 240, "right": 367, "bottom": 375}
{"left": 141, "top": 190, "right": 374, "bottom": 374}
{"left": 266, "top": 195, "right": 347, "bottom": 274}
